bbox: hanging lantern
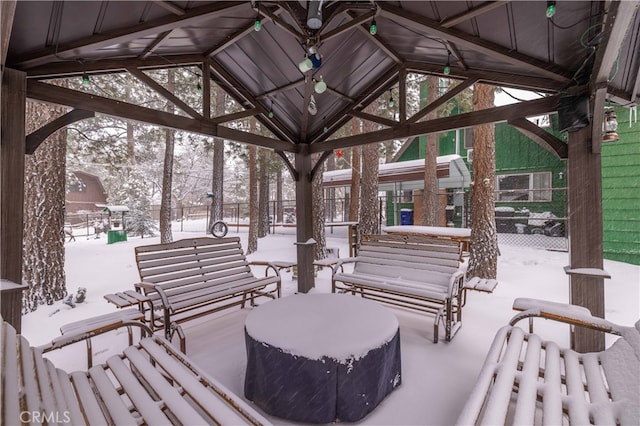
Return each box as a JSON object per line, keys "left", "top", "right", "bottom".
{"left": 602, "top": 108, "right": 619, "bottom": 142}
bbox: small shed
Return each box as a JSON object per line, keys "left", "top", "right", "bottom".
{"left": 100, "top": 205, "right": 130, "bottom": 244}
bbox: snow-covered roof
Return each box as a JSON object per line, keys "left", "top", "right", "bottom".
{"left": 101, "top": 205, "right": 130, "bottom": 213}
{"left": 323, "top": 155, "right": 470, "bottom": 190}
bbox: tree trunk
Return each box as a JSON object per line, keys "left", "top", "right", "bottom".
{"left": 247, "top": 143, "right": 258, "bottom": 254}
{"left": 209, "top": 86, "right": 226, "bottom": 227}
{"left": 360, "top": 142, "right": 379, "bottom": 235}
{"left": 159, "top": 69, "right": 175, "bottom": 243}
{"left": 325, "top": 154, "right": 336, "bottom": 222}
{"left": 348, "top": 142, "right": 361, "bottom": 222}
{"left": 422, "top": 76, "right": 439, "bottom": 226}
{"left": 22, "top": 100, "right": 68, "bottom": 312}
{"left": 258, "top": 148, "right": 269, "bottom": 237}
{"left": 312, "top": 152, "right": 327, "bottom": 259}
{"left": 468, "top": 84, "right": 498, "bottom": 279}
{"left": 276, "top": 168, "right": 283, "bottom": 223}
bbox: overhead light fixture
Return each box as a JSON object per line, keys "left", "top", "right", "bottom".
{"left": 268, "top": 109, "right": 274, "bottom": 118}
{"left": 308, "top": 95, "right": 318, "bottom": 115}
{"left": 444, "top": 51, "right": 451, "bottom": 75}
{"left": 82, "top": 72, "right": 90, "bottom": 85}
{"left": 314, "top": 76, "right": 327, "bottom": 94}
{"left": 254, "top": 14, "right": 262, "bottom": 31}
{"left": 197, "top": 81, "right": 202, "bottom": 93}
{"left": 369, "top": 17, "right": 377, "bottom": 35}
{"left": 602, "top": 107, "right": 619, "bottom": 142}
{"left": 307, "top": 0, "right": 323, "bottom": 29}
{"left": 388, "top": 90, "right": 394, "bottom": 108}
{"left": 546, "top": 1, "right": 556, "bottom": 18}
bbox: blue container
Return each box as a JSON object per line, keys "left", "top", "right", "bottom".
{"left": 400, "top": 209, "right": 414, "bottom": 225}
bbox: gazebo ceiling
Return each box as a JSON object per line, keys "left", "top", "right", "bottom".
{"left": 6, "top": 1, "right": 640, "bottom": 150}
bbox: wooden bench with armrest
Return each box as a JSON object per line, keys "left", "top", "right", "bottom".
{"left": 456, "top": 299, "right": 640, "bottom": 425}
{"left": 331, "top": 234, "right": 466, "bottom": 343}
{"left": 1, "top": 316, "right": 272, "bottom": 426}
{"left": 104, "top": 237, "right": 282, "bottom": 352}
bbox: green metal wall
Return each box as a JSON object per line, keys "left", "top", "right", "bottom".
{"left": 601, "top": 108, "right": 640, "bottom": 265}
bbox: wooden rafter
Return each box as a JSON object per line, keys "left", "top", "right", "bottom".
{"left": 508, "top": 117, "right": 567, "bottom": 159}
{"left": 275, "top": 150, "right": 298, "bottom": 180}
{"left": 138, "top": 30, "right": 173, "bottom": 60}
{"left": 440, "top": 1, "right": 510, "bottom": 28}
{"left": 154, "top": 1, "right": 186, "bottom": 16}
{"left": 408, "top": 77, "right": 478, "bottom": 124}
{"left": 311, "top": 95, "right": 561, "bottom": 153}
{"left": 321, "top": 10, "right": 376, "bottom": 42}
{"left": 259, "top": 6, "right": 306, "bottom": 41}
{"left": 211, "top": 108, "right": 259, "bottom": 124}
{"left": 26, "top": 80, "right": 294, "bottom": 152}
{"left": 26, "top": 109, "right": 95, "bottom": 155}
{"left": 127, "top": 67, "right": 202, "bottom": 119}
{"left": 205, "top": 57, "right": 295, "bottom": 143}
{"left": 379, "top": 3, "right": 572, "bottom": 83}
{"left": 14, "top": 2, "right": 245, "bottom": 69}
{"left": 1, "top": 0, "right": 16, "bottom": 69}
{"left": 349, "top": 110, "right": 397, "bottom": 128}
{"left": 347, "top": 10, "right": 402, "bottom": 63}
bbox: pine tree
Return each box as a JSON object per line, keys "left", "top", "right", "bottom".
{"left": 468, "top": 84, "right": 498, "bottom": 279}
{"left": 22, "top": 99, "right": 68, "bottom": 312}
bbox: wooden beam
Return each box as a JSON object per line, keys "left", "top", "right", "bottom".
{"left": 566, "top": 124, "right": 605, "bottom": 353}
{"left": 408, "top": 77, "right": 478, "bottom": 124}
{"left": 24, "top": 54, "right": 206, "bottom": 79}
{"left": 257, "top": 79, "right": 304, "bottom": 99}
{"left": 405, "top": 61, "right": 566, "bottom": 93}
{"left": 211, "top": 108, "right": 259, "bottom": 124}
{"left": 399, "top": 68, "right": 407, "bottom": 124}
{"left": 138, "top": 30, "right": 173, "bottom": 59}
{"left": 275, "top": 150, "right": 298, "bottom": 181}
{"left": 310, "top": 150, "right": 334, "bottom": 180}
{"left": 14, "top": 2, "right": 245, "bottom": 69}
{"left": 309, "top": 64, "right": 400, "bottom": 143}
{"left": 1, "top": 69, "right": 26, "bottom": 286}
{"left": 321, "top": 10, "right": 376, "bottom": 41}
{"left": 1, "top": 0, "right": 16, "bottom": 70}
{"left": 259, "top": 7, "right": 306, "bottom": 41}
{"left": 26, "top": 80, "right": 295, "bottom": 152}
{"left": 311, "top": 95, "right": 561, "bottom": 152}
{"left": 128, "top": 67, "right": 202, "bottom": 119}
{"left": 440, "top": 1, "right": 510, "bottom": 28}
{"left": 379, "top": 3, "right": 572, "bottom": 83}
{"left": 154, "top": 1, "right": 186, "bottom": 16}
{"left": 348, "top": 10, "right": 402, "bottom": 63}
{"left": 26, "top": 109, "right": 95, "bottom": 155}
{"left": 300, "top": 71, "right": 315, "bottom": 143}
{"left": 205, "top": 58, "right": 296, "bottom": 144}
{"left": 349, "top": 110, "right": 397, "bottom": 128}
{"left": 591, "top": 86, "right": 607, "bottom": 154}
{"left": 508, "top": 117, "right": 567, "bottom": 159}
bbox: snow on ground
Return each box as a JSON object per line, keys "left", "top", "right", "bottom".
{"left": 21, "top": 224, "right": 640, "bottom": 425}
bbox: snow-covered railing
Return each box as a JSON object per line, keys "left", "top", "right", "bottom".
{"left": 1, "top": 317, "right": 272, "bottom": 426}
{"left": 457, "top": 300, "right": 640, "bottom": 425}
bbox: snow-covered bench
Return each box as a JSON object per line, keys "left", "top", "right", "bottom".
{"left": 104, "top": 237, "right": 282, "bottom": 351}
{"left": 1, "top": 316, "right": 271, "bottom": 425}
{"left": 457, "top": 299, "right": 640, "bottom": 425}
{"left": 332, "top": 234, "right": 465, "bottom": 343}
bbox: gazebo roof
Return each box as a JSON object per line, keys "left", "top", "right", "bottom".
{"left": 6, "top": 1, "right": 640, "bottom": 151}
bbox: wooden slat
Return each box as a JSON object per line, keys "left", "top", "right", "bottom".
{"left": 2, "top": 322, "right": 20, "bottom": 425}
{"left": 123, "top": 346, "right": 209, "bottom": 424}
{"left": 19, "top": 336, "right": 41, "bottom": 415}
{"left": 88, "top": 365, "right": 140, "bottom": 425}
{"left": 139, "top": 338, "right": 260, "bottom": 425}
{"left": 512, "top": 333, "right": 542, "bottom": 424}
{"left": 582, "top": 354, "right": 616, "bottom": 425}
{"left": 56, "top": 369, "right": 87, "bottom": 425}
{"left": 541, "top": 342, "right": 564, "bottom": 425}
{"left": 563, "top": 350, "right": 591, "bottom": 424}
{"left": 70, "top": 371, "right": 110, "bottom": 424}
{"left": 105, "top": 355, "right": 173, "bottom": 424}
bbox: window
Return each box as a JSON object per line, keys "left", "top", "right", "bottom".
{"left": 496, "top": 172, "right": 552, "bottom": 202}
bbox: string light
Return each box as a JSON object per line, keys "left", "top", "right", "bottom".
{"left": 82, "top": 73, "right": 90, "bottom": 85}
{"left": 444, "top": 51, "right": 451, "bottom": 75}
{"left": 254, "top": 14, "right": 262, "bottom": 31}
{"left": 546, "top": 1, "right": 556, "bottom": 18}
{"left": 197, "top": 75, "right": 202, "bottom": 93}
{"left": 369, "top": 18, "right": 377, "bottom": 35}
{"left": 388, "top": 89, "right": 394, "bottom": 108}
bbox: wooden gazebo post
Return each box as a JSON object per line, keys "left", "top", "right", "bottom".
{"left": 1, "top": 68, "right": 27, "bottom": 332}
{"left": 294, "top": 145, "right": 316, "bottom": 293}
{"left": 566, "top": 125, "right": 606, "bottom": 353}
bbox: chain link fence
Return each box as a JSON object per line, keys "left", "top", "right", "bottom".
{"left": 66, "top": 187, "right": 567, "bottom": 251}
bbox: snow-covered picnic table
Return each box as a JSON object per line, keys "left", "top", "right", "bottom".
{"left": 383, "top": 225, "right": 471, "bottom": 254}
{"left": 244, "top": 293, "right": 402, "bottom": 423}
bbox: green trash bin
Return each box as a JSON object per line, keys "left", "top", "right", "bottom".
{"left": 107, "top": 230, "right": 127, "bottom": 244}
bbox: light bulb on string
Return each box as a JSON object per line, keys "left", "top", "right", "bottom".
{"left": 546, "top": 1, "right": 556, "bottom": 18}
{"left": 369, "top": 18, "right": 377, "bottom": 35}
{"left": 82, "top": 73, "right": 90, "bottom": 85}
{"left": 444, "top": 51, "right": 451, "bottom": 75}
{"left": 388, "top": 90, "right": 395, "bottom": 108}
